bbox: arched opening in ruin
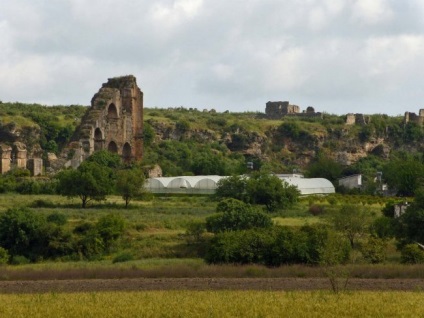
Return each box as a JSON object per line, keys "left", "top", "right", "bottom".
{"left": 94, "top": 128, "right": 104, "bottom": 151}
{"left": 82, "top": 141, "right": 91, "bottom": 154}
{"left": 122, "top": 142, "right": 132, "bottom": 163}
{"left": 107, "top": 103, "right": 118, "bottom": 119}
{"left": 108, "top": 141, "right": 118, "bottom": 153}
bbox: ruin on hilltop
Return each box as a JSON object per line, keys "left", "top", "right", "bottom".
{"left": 49, "top": 75, "right": 144, "bottom": 171}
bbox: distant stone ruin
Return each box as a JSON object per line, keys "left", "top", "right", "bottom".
{"left": 345, "top": 113, "right": 370, "bottom": 125}
{"left": 51, "top": 75, "right": 144, "bottom": 170}
{"left": 404, "top": 109, "right": 424, "bottom": 125}
{"left": 0, "top": 142, "right": 43, "bottom": 176}
{"left": 265, "top": 101, "right": 321, "bottom": 119}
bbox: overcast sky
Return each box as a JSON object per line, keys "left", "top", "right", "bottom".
{"left": 1, "top": 0, "right": 424, "bottom": 115}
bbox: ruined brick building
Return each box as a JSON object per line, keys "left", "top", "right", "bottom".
{"left": 265, "top": 101, "right": 321, "bottom": 119}
{"left": 55, "top": 75, "right": 144, "bottom": 169}
{"left": 404, "top": 109, "right": 424, "bottom": 125}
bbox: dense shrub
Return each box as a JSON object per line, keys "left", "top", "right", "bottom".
{"left": 214, "top": 172, "right": 300, "bottom": 212}
{"left": 206, "top": 199, "right": 272, "bottom": 233}
{"left": 205, "top": 225, "right": 351, "bottom": 266}
{"left": 400, "top": 244, "right": 424, "bottom": 264}
{"left": 47, "top": 212, "right": 68, "bottom": 226}
{"left": 205, "top": 228, "right": 275, "bottom": 264}
{"left": 360, "top": 237, "right": 387, "bottom": 264}
{"left": 0, "top": 247, "right": 9, "bottom": 265}
{"left": 112, "top": 252, "right": 134, "bottom": 263}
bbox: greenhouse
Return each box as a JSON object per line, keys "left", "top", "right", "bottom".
{"left": 146, "top": 175, "right": 335, "bottom": 195}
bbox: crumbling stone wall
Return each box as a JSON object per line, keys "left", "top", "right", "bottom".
{"left": 266, "top": 101, "right": 300, "bottom": 119}
{"left": 58, "top": 75, "right": 144, "bottom": 169}
{"left": 265, "top": 101, "right": 322, "bottom": 119}
{"left": 345, "top": 113, "right": 371, "bottom": 125}
{"left": 404, "top": 110, "right": 424, "bottom": 125}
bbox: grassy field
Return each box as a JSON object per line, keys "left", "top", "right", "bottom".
{"left": 0, "top": 193, "right": 394, "bottom": 265}
{"left": 0, "top": 290, "right": 423, "bottom": 317}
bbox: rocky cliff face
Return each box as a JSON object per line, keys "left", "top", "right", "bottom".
{"left": 145, "top": 116, "right": 394, "bottom": 169}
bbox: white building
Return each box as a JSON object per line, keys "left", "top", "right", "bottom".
{"left": 146, "top": 175, "right": 335, "bottom": 195}
{"left": 338, "top": 174, "right": 362, "bottom": 190}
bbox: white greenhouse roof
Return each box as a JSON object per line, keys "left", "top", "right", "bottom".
{"left": 279, "top": 177, "right": 335, "bottom": 195}
{"left": 146, "top": 175, "right": 335, "bottom": 195}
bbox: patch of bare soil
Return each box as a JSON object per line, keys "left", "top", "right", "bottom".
{"left": 0, "top": 278, "right": 424, "bottom": 294}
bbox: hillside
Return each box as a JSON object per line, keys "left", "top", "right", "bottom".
{"left": 0, "top": 102, "right": 422, "bottom": 184}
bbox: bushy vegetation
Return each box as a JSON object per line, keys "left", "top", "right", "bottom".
{"left": 0, "top": 207, "right": 127, "bottom": 263}
{"left": 214, "top": 171, "right": 300, "bottom": 212}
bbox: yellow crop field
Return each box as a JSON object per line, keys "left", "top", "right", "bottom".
{"left": 0, "top": 290, "right": 423, "bottom": 317}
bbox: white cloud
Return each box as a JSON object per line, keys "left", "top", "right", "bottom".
{"left": 351, "top": 0, "right": 394, "bottom": 25}
{"left": 0, "top": 0, "right": 423, "bottom": 114}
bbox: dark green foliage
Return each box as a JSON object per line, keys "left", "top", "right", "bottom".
{"left": 306, "top": 153, "right": 342, "bottom": 183}
{"left": 370, "top": 217, "right": 396, "bottom": 240}
{"left": 331, "top": 205, "right": 370, "bottom": 248}
{"left": 85, "top": 150, "right": 122, "bottom": 169}
{"left": 205, "top": 199, "right": 272, "bottom": 233}
{"left": 246, "top": 172, "right": 300, "bottom": 211}
{"left": 205, "top": 228, "right": 275, "bottom": 264}
{"left": 214, "top": 172, "right": 300, "bottom": 212}
{"left": 383, "top": 155, "right": 424, "bottom": 196}
{"left": 205, "top": 225, "right": 350, "bottom": 266}
{"left": 395, "top": 188, "right": 424, "bottom": 245}
{"left": 214, "top": 175, "right": 248, "bottom": 202}
{"left": 56, "top": 161, "right": 114, "bottom": 208}
{"left": 47, "top": 212, "right": 68, "bottom": 226}
{"left": 95, "top": 214, "right": 126, "bottom": 252}
{"left": 382, "top": 201, "right": 397, "bottom": 218}
{"left": 10, "top": 255, "right": 30, "bottom": 265}
{"left": 0, "top": 247, "right": 9, "bottom": 265}
{"left": 116, "top": 167, "right": 145, "bottom": 208}
{"left": 404, "top": 122, "right": 423, "bottom": 143}
{"left": 185, "top": 221, "right": 206, "bottom": 244}
{"left": 142, "top": 122, "right": 155, "bottom": 146}
{"left": 0, "top": 208, "right": 47, "bottom": 261}
{"left": 360, "top": 237, "right": 387, "bottom": 264}
{"left": 400, "top": 244, "right": 424, "bottom": 264}
{"left": 113, "top": 252, "right": 134, "bottom": 263}
{"left": 176, "top": 120, "right": 190, "bottom": 133}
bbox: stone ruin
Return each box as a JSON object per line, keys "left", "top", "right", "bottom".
{"left": 266, "top": 101, "right": 299, "bottom": 119}
{"left": 265, "top": 101, "right": 321, "bottom": 119}
{"left": 404, "top": 109, "right": 424, "bottom": 125}
{"left": 49, "top": 75, "right": 144, "bottom": 171}
{"left": 0, "top": 142, "right": 43, "bottom": 176}
{"left": 345, "top": 113, "right": 370, "bottom": 125}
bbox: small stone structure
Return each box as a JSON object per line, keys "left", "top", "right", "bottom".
{"left": 338, "top": 174, "right": 362, "bottom": 190}
{"left": 58, "top": 75, "right": 144, "bottom": 168}
{"left": 346, "top": 113, "right": 370, "bottom": 125}
{"left": 266, "top": 101, "right": 299, "bottom": 119}
{"left": 394, "top": 202, "right": 409, "bottom": 218}
{"left": 0, "top": 142, "right": 42, "bottom": 176}
{"left": 265, "top": 101, "right": 321, "bottom": 119}
{"left": 404, "top": 109, "right": 424, "bottom": 125}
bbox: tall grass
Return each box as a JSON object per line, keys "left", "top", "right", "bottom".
{"left": 2, "top": 262, "right": 424, "bottom": 281}
{"left": 0, "top": 291, "right": 423, "bottom": 317}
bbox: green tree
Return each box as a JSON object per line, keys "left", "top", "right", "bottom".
{"left": 307, "top": 153, "right": 342, "bottom": 183}
{"left": 57, "top": 161, "right": 113, "bottom": 208}
{"left": 206, "top": 198, "right": 272, "bottom": 233}
{"left": 395, "top": 188, "right": 424, "bottom": 245}
{"left": 214, "top": 175, "right": 248, "bottom": 202}
{"left": 96, "top": 214, "right": 126, "bottom": 252}
{"left": 116, "top": 168, "right": 145, "bottom": 208}
{"left": 383, "top": 156, "right": 424, "bottom": 196}
{"left": 246, "top": 172, "right": 300, "bottom": 212}
{"left": 0, "top": 208, "right": 47, "bottom": 261}
{"left": 332, "top": 205, "right": 370, "bottom": 248}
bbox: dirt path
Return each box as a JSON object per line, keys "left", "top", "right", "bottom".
{"left": 0, "top": 278, "right": 424, "bottom": 294}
